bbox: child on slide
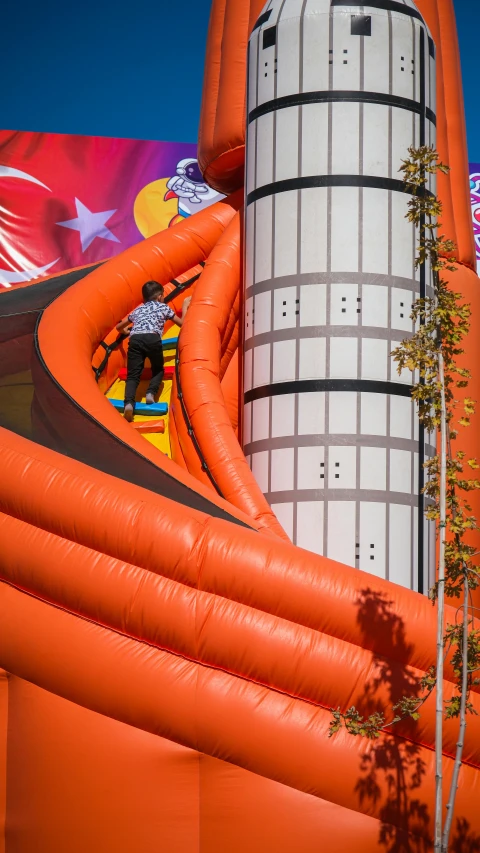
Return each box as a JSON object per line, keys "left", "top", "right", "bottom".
{"left": 116, "top": 280, "right": 189, "bottom": 422}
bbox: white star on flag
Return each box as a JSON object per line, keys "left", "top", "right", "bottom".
{"left": 57, "top": 198, "right": 120, "bottom": 252}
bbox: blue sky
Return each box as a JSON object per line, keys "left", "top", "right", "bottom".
{"left": 1, "top": 0, "right": 478, "bottom": 159}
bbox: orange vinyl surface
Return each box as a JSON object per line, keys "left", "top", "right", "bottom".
{"left": 1, "top": 1, "right": 480, "bottom": 851}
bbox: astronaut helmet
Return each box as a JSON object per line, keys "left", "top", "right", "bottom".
{"left": 175, "top": 158, "right": 205, "bottom": 186}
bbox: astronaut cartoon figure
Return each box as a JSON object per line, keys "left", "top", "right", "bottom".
{"left": 164, "top": 158, "right": 223, "bottom": 219}
{"left": 134, "top": 157, "right": 225, "bottom": 238}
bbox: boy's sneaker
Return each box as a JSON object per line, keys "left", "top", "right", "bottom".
{"left": 124, "top": 403, "right": 134, "bottom": 422}
{"left": 146, "top": 393, "right": 155, "bottom": 405}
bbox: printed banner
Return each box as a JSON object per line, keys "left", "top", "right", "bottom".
{"left": 469, "top": 164, "right": 480, "bottom": 274}
{"left": 0, "top": 130, "right": 224, "bottom": 288}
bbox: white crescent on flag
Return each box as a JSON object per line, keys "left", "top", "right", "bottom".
{"left": 0, "top": 165, "right": 60, "bottom": 287}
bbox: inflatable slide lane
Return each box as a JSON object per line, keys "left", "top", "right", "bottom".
{"left": 1, "top": 0, "right": 480, "bottom": 851}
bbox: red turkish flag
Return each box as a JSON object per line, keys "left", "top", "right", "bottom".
{"left": 0, "top": 130, "right": 196, "bottom": 287}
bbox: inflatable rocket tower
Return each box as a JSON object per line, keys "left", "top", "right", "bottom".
{"left": 243, "top": 0, "right": 436, "bottom": 592}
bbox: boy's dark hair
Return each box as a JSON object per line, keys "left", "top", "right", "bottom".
{"left": 142, "top": 280, "right": 164, "bottom": 302}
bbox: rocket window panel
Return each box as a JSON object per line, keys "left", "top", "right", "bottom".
{"left": 329, "top": 337, "right": 358, "bottom": 380}
{"left": 330, "top": 282, "right": 359, "bottom": 326}
{"left": 273, "top": 287, "right": 297, "bottom": 331}
{"left": 299, "top": 338, "right": 326, "bottom": 380}
{"left": 360, "top": 446, "right": 386, "bottom": 491}
{"left": 425, "top": 515, "right": 436, "bottom": 592}
{"left": 257, "top": 35, "right": 276, "bottom": 106}
{"left": 391, "top": 288, "right": 413, "bottom": 333}
{"left": 247, "top": 32, "right": 259, "bottom": 114}
{"left": 271, "top": 447, "right": 295, "bottom": 492}
{"left": 273, "top": 287, "right": 300, "bottom": 331}
{"left": 256, "top": 113, "right": 275, "bottom": 188}
{"left": 272, "top": 502, "right": 294, "bottom": 540}
{"left": 389, "top": 395, "right": 412, "bottom": 441}
{"left": 251, "top": 450, "right": 269, "bottom": 493}
{"left": 359, "top": 502, "right": 386, "bottom": 578}
{"left": 299, "top": 283, "right": 327, "bottom": 328}
{"left": 331, "top": 103, "right": 360, "bottom": 176}
{"left": 254, "top": 290, "right": 272, "bottom": 336}
{"left": 275, "top": 107, "right": 299, "bottom": 183}
{"left": 425, "top": 426, "right": 436, "bottom": 455}
{"left": 427, "top": 151, "right": 437, "bottom": 195}
{"left": 273, "top": 287, "right": 297, "bottom": 330}
{"left": 413, "top": 508, "right": 418, "bottom": 583}
{"left": 413, "top": 204, "right": 421, "bottom": 284}
{"left": 391, "top": 192, "right": 415, "bottom": 280}
{"left": 327, "top": 501, "right": 356, "bottom": 569}
{"left": 413, "top": 402, "right": 420, "bottom": 442}
{"left": 252, "top": 397, "right": 270, "bottom": 442}
{"left": 276, "top": 18, "right": 301, "bottom": 99}
{"left": 328, "top": 446, "right": 357, "bottom": 490}
{"left": 301, "top": 105, "right": 329, "bottom": 178}
{"left": 245, "top": 296, "right": 253, "bottom": 341}
{"left": 274, "top": 191, "right": 298, "bottom": 278}
{"left": 362, "top": 104, "right": 389, "bottom": 179}
{"left": 253, "top": 343, "right": 271, "bottom": 387}
{"left": 332, "top": 13, "right": 361, "bottom": 91}
{"left": 254, "top": 197, "right": 273, "bottom": 284}
{"left": 389, "top": 504, "right": 412, "bottom": 589}
{"left": 301, "top": 7, "right": 329, "bottom": 93}
{"left": 243, "top": 402, "right": 252, "bottom": 445}
{"left": 390, "top": 448, "right": 412, "bottom": 494}
{"left": 245, "top": 207, "right": 254, "bottom": 290}
{"left": 272, "top": 393, "right": 295, "bottom": 438}
{"left": 413, "top": 452, "right": 419, "bottom": 496}
{"left": 362, "top": 338, "right": 387, "bottom": 381}
{"left": 360, "top": 392, "right": 387, "bottom": 436}
{"left": 361, "top": 284, "right": 388, "bottom": 328}
{"left": 412, "top": 111, "right": 421, "bottom": 159}
{"left": 391, "top": 18, "right": 415, "bottom": 101}
{"left": 296, "top": 501, "right": 324, "bottom": 555}
{"left": 428, "top": 52, "right": 436, "bottom": 116}
{"left": 413, "top": 21, "right": 423, "bottom": 105}
{"left": 299, "top": 188, "right": 328, "bottom": 273}
{"left": 362, "top": 189, "right": 389, "bottom": 276}
{"left": 388, "top": 344, "right": 413, "bottom": 385}
{"left": 246, "top": 122, "right": 257, "bottom": 192}
{"left": 351, "top": 15, "right": 371, "bottom": 38}
{"left": 391, "top": 108, "right": 415, "bottom": 186}
{"left": 297, "top": 445, "right": 325, "bottom": 490}
{"left": 298, "top": 391, "right": 325, "bottom": 435}
{"left": 273, "top": 339, "right": 296, "bottom": 382}
{"left": 244, "top": 349, "right": 253, "bottom": 392}
{"left": 263, "top": 25, "right": 277, "bottom": 50}
{"left": 331, "top": 187, "right": 359, "bottom": 272}
{"left": 362, "top": 12, "right": 389, "bottom": 95}
{"left": 329, "top": 391, "right": 357, "bottom": 435}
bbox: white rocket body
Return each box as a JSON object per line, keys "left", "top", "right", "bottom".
{"left": 243, "top": 0, "right": 436, "bottom": 591}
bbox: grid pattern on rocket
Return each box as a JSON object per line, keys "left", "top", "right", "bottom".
{"left": 243, "top": 0, "right": 436, "bottom": 591}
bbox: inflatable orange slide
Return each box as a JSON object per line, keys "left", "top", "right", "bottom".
{"left": 1, "top": 0, "right": 480, "bottom": 850}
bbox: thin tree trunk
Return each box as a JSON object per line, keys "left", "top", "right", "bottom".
{"left": 441, "top": 576, "right": 470, "bottom": 851}
{"left": 434, "top": 348, "right": 447, "bottom": 852}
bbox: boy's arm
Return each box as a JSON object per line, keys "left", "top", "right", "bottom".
{"left": 116, "top": 317, "right": 131, "bottom": 333}
{"left": 172, "top": 296, "right": 192, "bottom": 328}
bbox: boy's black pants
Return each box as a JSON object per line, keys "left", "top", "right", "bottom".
{"left": 124, "top": 333, "right": 164, "bottom": 408}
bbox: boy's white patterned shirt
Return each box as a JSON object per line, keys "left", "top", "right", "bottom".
{"left": 128, "top": 301, "right": 175, "bottom": 336}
